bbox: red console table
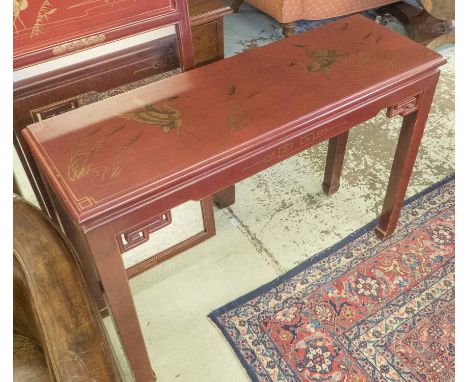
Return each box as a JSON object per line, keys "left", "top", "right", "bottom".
{"left": 22, "top": 15, "right": 445, "bottom": 382}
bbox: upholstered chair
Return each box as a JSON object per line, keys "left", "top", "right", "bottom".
{"left": 232, "top": 0, "right": 399, "bottom": 36}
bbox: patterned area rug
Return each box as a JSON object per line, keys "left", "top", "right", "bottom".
{"left": 210, "top": 175, "right": 455, "bottom": 382}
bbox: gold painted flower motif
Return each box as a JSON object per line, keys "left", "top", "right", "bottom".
{"left": 68, "top": 142, "right": 122, "bottom": 184}
{"left": 67, "top": 125, "right": 142, "bottom": 184}
{"left": 30, "top": 0, "right": 57, "bottom": 37}
{"left": 68, "top": 142, "right": 102, "bottom": 181}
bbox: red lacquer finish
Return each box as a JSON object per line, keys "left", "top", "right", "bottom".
{"left": 13, "top": 0, "right": 195, "bottom": 70}
{"left": 24, "top": 15, "right": 444, "bottom": 226}
{"left": 13, "top": 0, "right": 172, "bottom": 66}
{"left": 22, "top": 15, "right": 446, "bottom": 381}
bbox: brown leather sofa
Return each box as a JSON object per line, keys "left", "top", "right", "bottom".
{"left": 13, "top": 195, "right": 122, "bottom": 381}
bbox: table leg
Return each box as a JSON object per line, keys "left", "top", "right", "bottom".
{"left": 322, "top": 131, "right": 349, "bottom": 196}
{"left": 281, "top": 22, "right": 296, "bottom": 37}
{"left": 231, "top": 0, "right": 243, "bottom": 12}
{"left": 213, "top": 185, "right": 236, "bottom": 208}
{"left": 375, "top": 81, "right": 438, "bottom": 239}
{"left": 87, "top": 232, "right": 156, "bottom": 382}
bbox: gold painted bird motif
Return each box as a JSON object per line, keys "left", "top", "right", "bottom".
{"left": 121, "top": 103, "right": 182, "bottom": 133}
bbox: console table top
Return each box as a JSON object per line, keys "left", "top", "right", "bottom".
{"left": 23, "top": 15, "right": 444, "bottom": 224}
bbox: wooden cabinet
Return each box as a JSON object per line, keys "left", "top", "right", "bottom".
{"left": 189, "top": 0, "right": 232, "bottom": 66}
{"left": 14, "top": 0, "right": 195, "bottom": 219}
{"left": 13, "top": 0, "right": 185, "bottom": 69}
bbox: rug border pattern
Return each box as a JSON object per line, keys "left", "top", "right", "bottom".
{"left": 209, "top": 174, "right": 455, "bottom": 382}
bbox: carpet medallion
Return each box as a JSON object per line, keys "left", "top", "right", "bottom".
{"left": 210, "top": 175, "right": 455, "bottom": 382}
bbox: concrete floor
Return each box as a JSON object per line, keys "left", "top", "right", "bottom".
{"left": 14, "top": 5, "right": 455, "bottom": 382}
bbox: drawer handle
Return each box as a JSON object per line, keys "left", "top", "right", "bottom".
{"left": 30, "top": 97, "right": 80, "bottom": 122}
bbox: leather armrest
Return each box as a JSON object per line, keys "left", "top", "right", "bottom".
{"left": 13, "top": 196, "right": 122, "bottom": 381}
